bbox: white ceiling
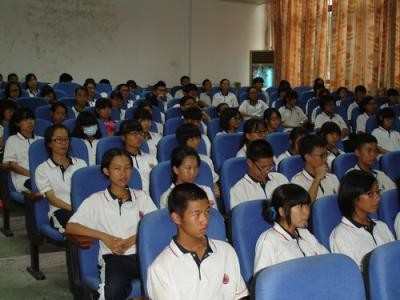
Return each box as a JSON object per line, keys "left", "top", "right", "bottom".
{"left": 221, "top": 0, "right": 266, "bottom": 5}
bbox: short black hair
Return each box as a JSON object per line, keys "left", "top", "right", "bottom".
{"left": 252, "top": 77, "right": 264, "bottom": 85}
{"left": 354, "top": 132, "right": 377, "bottom": 150}
{"left": 44, "top": 124, "right": 70, "bottom": 156}
{"left": 182, "top": 106, "right": 202, "bottom": 121}
{"left": 278, "top": 80, "right": 291, "bottom": 94}
{"left": 101, "top": 148, "right": 133, "bottom": 177}
{"left": 359, "top": 96, "right": 375, "bottom": 112}
{"left": 7, "top": 73, "right": 18, "bottom": 82}
{"left": 202, "top": 79, "right": 211, "bottom": 86}
{"left": 263, "top": 107, "right": 281, "bottom": 121}
{"left": 4, "top": 82, "right": 21, "bottom": 99}
{"left": 289, "top": 126, "right": 307, "bottom": 144}
{"left": 171, "top": 146, "right": 201, "bottom": 183}
{"left": 50, "top": 102, "right": 67, "bottom": 114}
{"left": 387, "top": 88, "right": 399, "bottom": 97}
{"left": 9, "top": 107, "right": 35, "bottom": 135}
{"left": 298, "top": 134, "right": 327, "bottom": 161}
{"left": 263, "top": 184, "right": 311, "bottom": 224}
{"left": 180, "top": 76, "right": 190, "bottom": 84}
{"left": 319, "top": 94, "right": 335, "bottom": 111}
{"left": 95, "top": 98, "right": 112, "bottom": 110}
{"left": 167, "top": 182, "right": 208, "bottom": 215}
{"left": 59, "top": 73, "right": 73, "bottom": 83}
{"left": 39, "top": 85, "right": 57, "bottom": 99}
{"left": 0, "top": 99, "right": 18, "bottom": 123}
{"left": 377, "top": 108, "right": 395, "bottom": 127}
{"left": 219, "top": 78, "right": 229, "bottom": 85}
{"left": 183, "top": 84, "right": 198, "bottom": 94}
{"left": 355, "top": 85, "right": 367, "bottom": 94}
{"left": 246, "top": 139, "right": 274, "bottom": 160}
{"left": 120, "top": 119, "right": 143, "bottom": 136}
{"left": 176, "top": 123, "right": 201, "bottom": 146}
{"left": 153, "top": 81, "right": 167, "bottom": 89}
{"left": 25, "top": 73, "right": 37, "bottom": 85}
{"left": 180, "top": 96, "right": 196, "bottom": 106}
{"left": 74, "top": 86, "right": 88, "bottom": 96}
{"left": 133, "top": 108, "right": 152, "bottom": 121}
{"left": 84, "top": 78, "right": 96, "bottom": 87}
{"left": 338, "top": 170, "right": 377, "bottom": 219}
{"left": 110, "top": 90, "right": 123, "bottom": 100}
{"left": 219, "top": 107, "right": 240, "bottom": 131}
{"left": 282, "top": 89, "right": 298, "bottom": 105}
{"left": 99, "top": 79, "right": 111, "bottom": 85}
{"left": 318, "top": 122, "right": 341, "bottom": 140}
{"left": 71, "top": 111, "right": 101, "bottom": 139}
{"left": 241, "top": 118, "right": 266, "bottom": 147}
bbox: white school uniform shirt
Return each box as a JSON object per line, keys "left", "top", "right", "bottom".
{"left": 356, "top": 112, "right": 370, "bottom": 133}
{"left": 310, "top": 106, "right": 320, "bottom": 123}
{"left": 160, "top": 183, "right": 216, "bottom": 209}
{"left": 35, "top": 157, "right": 87, "bottom": 230}
{"left": 279, "top": 106, "right": 307, "bottom": 128}
{"left": 230, "top": 173, "right": 289, "bottom": 209}
{"left": 349, "top": 165, "right": 396, "bottom": 192}
{"left": 0, "top": 124, "right": 4, "bottom": 140}
{"left": 27, "top": 89, "right": 40, "bottom": 97}
{"left": 145, "top": 131, "right": 162, "bottom": 156}
{"left": 314, "top": 112, "right": 348, "bottom": 130}
{"left": 394, "top": 212, "right": 400, "bottom": 239}
{"left": 371, "top": 126, "right": 400, "bottom": 152}
{"left": 274, "top": 150, "right": 292, "bottom": 167}
{"left": 212, "top": 92, "right": 239, "bottom": 108}
{"left": 330, "top": 217, "right": 394, "bottom": 269}
{"left": 3, "top": 133, "right": 42, "bottom": 192}
{"left": 238, "top": 100, "right": 268, "bottom": 119}
{"left": 154, "top": 121, "right": 163, "bottom": 135}
{"left": 347, "top": 102, "right": 359, "bottom": 121}
{"left": 202, "top": 135, "right": 212, "bottom": 157}
{"left": 291, "top": 169, "right": 339, "bottom": 199}
{"left": 236, "top": 145, "right": 246, "bottom": 158}
{"left": 83, "top": 139, "right": 99, "bottom": 166}
{"left": 130, "top": 151, "right": 157, "bottom": 195}
{"left": 254, "top": 222, "right": 328, "bottom": 274}
{"left": 147, "top": 238, "right": 249, "bottom": 300}
{"left": 199, "top": 153, "right": 219, "bottom": 183}
{"left": 199, "top": 92, "right": 212, "bottom": 106}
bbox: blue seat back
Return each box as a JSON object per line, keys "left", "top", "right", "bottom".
{"left": 164, "top": 117, "right": 184, "bottom": 136}
{"left": 311, "top": 195, "right": 342, "bottom": 249}
{"left": 35, "top": 104, "right": 75, "bottom": 122}
{"left": 54, "top": 89, "right": 67, "bottom": 99}
{"left": 149, "top": 160, "right": 213, "bottom": 208}
{"left": 212, "top": 133, "right": 242, "bottom": 171}
{"left": 207, "top": 118, "right": 221, "bottom": 141}
{"left": 221, "top": 157, "right": 247, "bottom": 212}
{"left": 231, "top": 200, "right": 270, "bottom": 283}
{"left": 332, "top": 153, "right": 358, "bottom": 180}
{"left": 351, "top": 107, "right": 361, "bottom": 132}
{"left": 17, "top": 97, "right": 48, "bottom": 112}
{"left": 366, "top": 116, "right": 378, "bottom": 134}
{"left": 53, "top": 82, "right": 81, "bottom": 97}
{"left": 59, "top": 97, "right": 76, "bottom": 108}
{"left": 157, "top": 134, "right": 207, "bottom": 162}
{"left": 266, "top": 132, "right": 289, "bottom": 157}
{"left": 278, "top": 155, "right": 304, "bottom": 181}
{"left": 165, "top": 107, "right": 181, "bottom": 120}
{"left": 368, "top": 241, "right": 400, "bottom": 300}
{"left": 95, "top": 83, "right": 112, "bottom": 96}
{"left": 138, "top": 208, "right": 226, "bottom": 296}
{"left": 256, "top": 254, "right": 365, "bottom": 300}
{"left": 380, "top": 151, "right": 400, "bottom": 182}
{"left": 378, "top": 189, "right": 400, "bottom": 236}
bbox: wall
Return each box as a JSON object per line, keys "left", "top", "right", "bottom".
{"left": 0, "top": 0, "right": 265, "bottom": 86}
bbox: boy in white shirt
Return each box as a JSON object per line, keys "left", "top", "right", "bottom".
{"left": 355, "top": 96, "right": 377, "bottom": 133}
{"left": 371, "top": 107, "right": 400, "bottom": 153}
{"left": 174, "top": 75, "right": 191, "bottom": 99}
{"left": 230, "top": 139, "right": 288, "bottom": 209}
{"left": 72, "top": 87, "right": 89, "bottom": 118}
{"left": 212, "top": 79, "right": 239, "bottom": 108}
{"left": 314, "top": 95, "right": 348, "bottom": 138}
{"left": 147, "top": 183, "right": 249, "bottom": 300}
{"left": 347, "top": 85, "right": 367, "bottom": 121}
{"left": 291, "top": 134, "right": 339, "bottom": 202}
{"left": 181, "top": 107, "right": 211, "bottom": 155}
{"left": 349, "top": 133, "right": 396, "bottom": 192}
{"left": 199, "top": 79, "right": 213, "bottom": 107}
{"left": 278, "top": 89, "right": 308, "bottom": 129}
{"left": 239, "top": 87, "right": 268, "bottom": 120}
{"left": 134, "top": 109, "right": 161, "bottom": 156}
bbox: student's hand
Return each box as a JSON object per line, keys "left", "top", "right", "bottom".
{"left": 120, "top": 235, "right": 137, "bottom": 253}
{"left": 315, "top": 164, "right": 328, "bottom": 181}
{"left": 103, "top": 235, "right": 126, "bottom": 255}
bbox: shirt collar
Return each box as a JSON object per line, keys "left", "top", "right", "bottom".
{"left": 17, "top": 132, "right": 34, "bottom": 140}
{"left": 273, "top": 222, "right": 299, "bottom": 240}
{"left": 104, "top": 187, "right": 133, "bottom": 202}
{"left": 342, "top": 217, "right": 376, "bottom": 231}
{"left": 169, "top": 236, "right": 215, "bottom": 258}
{"left": 354, "top": 164, "right": 377, "bottom": 176}
{"left": 302, "top": 169, "right": 315, "bottom": 181}
{"left": 128, "top": 149, "right": 142, "bottom": 156}
{"left": 47, "top": 157, "right": 73, "bottom": 169}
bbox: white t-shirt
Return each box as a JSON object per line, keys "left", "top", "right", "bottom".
{"left": 3, "top": 133, "right": 42, "bottom": 192}
{"left": 394, "top": 212, "right": 400, "bottom": 239}
{"left": 130, "top": 151, "right": 158, "bottom": 195}
{"left": 291, "top": 170, "right": 339, "bottom": 200}
{"left": 349, "top": 165, "right": 396, "bottom": 192}
{"left": 147, "top": 238, "right": 249, "bottom": 300}
{"left": 212, "top": 92, "right": 239, "bottom": 108}
{"left": 347, "top": 102, "right": 359, "bottom": 121}
{"left": 279, "top": 106, "right": 307, "bottom": 128}
{"left": 314, "top": 112, "right": 348, "bottom": 130}
{"left": 254, "top": 222, "right": 328, "bottom": 273}
{"left": 146, "top": 131, "right": 162, "bottom": 156}
{"left": 230, "top": 173, "right": 289, "bottom": 209}
{"left": 160, "top": 183, "right": 216, "bottom": 209}
{"left": 199, "top": 92, "right": 212, "bottom": 106}
{"left": 371, "top": 127, "right": 400, "bottom": 152}
{"left": 238, "top": 100, "right": 268, "bottom": 119}
{"left": 356, "top": 112, "right": 370, "bottom": 133}
{"left": 330, "top": 217, "right": 394, "bottom": 269}
{"left": 83, "top": 139, "right": 99, "bottom": 166}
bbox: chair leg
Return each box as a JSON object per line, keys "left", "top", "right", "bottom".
{"left": 0, "top": 170, "right": 13, "bottom": 237}
{"left": 26, "top": 241, "right": 45, "bottom": 280}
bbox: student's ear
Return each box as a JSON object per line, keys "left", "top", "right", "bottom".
{"left": 171, "top": 212, "right": 182, "bottom": 226}
{"left": 278, "top": 207, "right": 285, "bottom": 218}
{"left": 103, "top": 167, "right": 110, "bottom": 177}
{"left": 121, "top": 135, "right": 126, "bottom": 142}
{"left": 246, "top": 159, "right": 252, "bottom": 169}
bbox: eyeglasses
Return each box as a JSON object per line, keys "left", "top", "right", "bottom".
{"left": 310, "top": 151, "right": 328, "bottom": 160}
{"left": 252, "top": 160, "right": 275, "bottom": 174}
{"left": 52, "top": 137, "right": 69, "bottom": 144}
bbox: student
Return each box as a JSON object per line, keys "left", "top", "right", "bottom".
{"left": 212, "top": 79, "right": 239, "bottom": 108}
{"left": 66, "top": 148, "right": 156, "bottom": 300}
{"left": 291, "top": 134, "right": 339, "bottom": 202}
{"left": 252, "top": 76, "right": 269, "bottom": 103}
{"left": 72, "top": 87, "right": 89, "bottom": 117}
{"left": 263, "top": 108, "right": 282, "bottom": 134}
{"left": 199, "top": 79, "right": 213, "bottom": 107}
{"left": 310, "top": 88, "right": 331, "bottom": 123}
{"left": 218, "top": 107, "right": 242, "bottom": 135}
{"left": 0, "top": 100, "right": 18, "bottom": 147}
{"left": 72, "top": 111, "right": 102, "bottom": 166}
{"left": 133, "top": 108, "right": 161, "bottom": 156}
{"left": 371, "top": 108, "right": 400, "bottom": 153}
{"left": 382, "top": 88, "right": 400, "bottom": 108}
{"left": 176, "top": 123, "right": 219, "bottom": 197}
{"left": 58, "top": 73, "right": 73, "bottom": 83}
{"left": 239, "top": 87, "right": 268, "bottom": 120}
{"left": 335, "top": 87, "right": 349, "bottom": 107}
{"left": 314, "top": 95, "right": 348, "bottom": 137}
{"left": 181, "top": 84, "right": 199, "bottom": 101}
{"left": 3, "top": 108, "right": 42, "bottom": 193}
{"left": 356, "top": 96, "right": 377, "bottom": 133}
{"left": 35, "top": 125, "right": 86, "bottom": 231}
{"left": 178, "top": 95, "right": 198, "bottom": 110}
{"left": 349, "top": 133, "right": 396, "bottom": 192}
{"left": 236, "top": 118, "right": 266, "bottom": 157}
{"left": 96, "top": 98, "right": 117, "bottom": 136}
{"left": 330, "top": 170, "right": 394, "bottom": 269}
{"left": 230, "top": 139, "right": 288, "bottom": 209}
{"left": 174, "top": 75, "right": 191, "bottom": 99}
{"left": 216, "top": 103, "right": 230, "bottom": 118}
{"left": 50, "top": 102, "right": 68, "bottom": 125}
{"left": 305, "top": 80, "right": 325, "bottom": 117}
{"left": 118, "top": 83, "right": 135, "bottom": 109}
{"left": 182, "top": 107, "right": 211, "bottom": 155}
{"left": 135, "top": 101, "right": 163, "bottom": 135}
{"left": 160, "top": 146, "right": 216, "bottom": 209}
{"left": 279, "top": 89, "right": 308, "bottom": 129}
{"left": 126, "top": 79, "right": 140, "bottom": 95}
{"left": 7, "top": 73, "right": 19, "bottom": 83}
{"left": 3, "top": 82, "right": 21, "bottom": 101}
{"left": 39, "top": 85, "right": 58, "bottom": 104}
{"left": 254, "top": 184, "right": 328, "bottom": 273}
{"left": 120, "top": 120, "right": 157, "bottom": 195}
{"left": 318, "top": 122, "right": 344, "bottom": 170}
{"left": 146, "top": 81, "right": 168, "bottom": 111}
{"left": 84, "top": 78, "right": 98, "bottom": 107}
{"left": 277, "top": 80, "right": 291, "bottom": 101}
{"left": 147, "top": 183, "right": 249, "bottom": 300}
{"left": 110, "top": 90, "right": 126, "bottom": 120}
{"left": 275, "top": 127, "right": 306, "bottom": 166}
{"left": 25, "top": 73, "right": 40, "bottom": 97}
{"left": 347, "top": 85, "right": 367, "bottom": 121}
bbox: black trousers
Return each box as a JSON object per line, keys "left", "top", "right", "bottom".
{"left": 52, "top": 209, "right": 73, "bottom": 229}
{"left": 103, "top": 254, "right": 139, "bottom": 300}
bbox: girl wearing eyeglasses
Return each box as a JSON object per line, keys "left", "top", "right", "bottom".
{"left": 35, "top": 124, "right": 87, "bottom": 232}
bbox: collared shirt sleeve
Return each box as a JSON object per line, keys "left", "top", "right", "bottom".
{"left": 3, "top": 137, "right": 17, "bottom": 163}
{"left": 35, "top": 162, "right": 52, "bottom": 195}
{"left": 68, "top": 195, "right": 98, "bottom": 230}
{"left": 230, "top": 247, "right": 249, "bottom": 299}
{"left": 253, "top": 232, "right": 274, "bottom": 274}
{"left": 329, "top": 226, "right": 361, "bottom": 267}
{"left": 136, "top": 190, "right": 157, "bottom": 214}
{"left": 394, "top": 212, "right": 400, "bottom": 239}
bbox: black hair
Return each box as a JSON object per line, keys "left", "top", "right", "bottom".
{"left": 219, "top": 78, "right": 230, "bottom": 86}
{"left": 39, "top": 85, "right": 57, "bottom": 100}
{"left": 263, "top": 184, "right": 311, "bottom": 224}
{"left": 50, "top": 102, "right": 67, "bottom": 114}
{"left": 180, "top": 76, "right": 190, "bottom": 85}
{"left": 99, "top": 79, "right": 111, "bottom": 85}
{"left": 101, "top": 148, "right": 133, "bottom": 178}
{"left": 4, "top": 82, "right": 21, "bottom": 99}
{"left": 202, "top": 79, "right": 211, "bottom": 86}
{"left": 313, "top": 77, "right": 325, "bottom": 94}
{"left": 59, "top": 73, "right": 73, "bottom": 83}
{"left": 252, "top": 77, "right": 264, "bottom": 85}
{"left": 133, "top": 108, "right": 152, "bottom": 121}
{"left": 126, "top": 80, "right": 137, "bottom": 88}
{"left": 216, "top": 103, "right": 229, "bottom": 115}
{"left": 263, "top": 107, "right": 281, "bottom": 122}
{"left": 354, "top": 132, "right": 377, "bottom": 150}
{"left": 318, "top": 122, "right": 341, "bottom": 140}
{"left": 183, "top": 84, "right": 198, "bottom": 94}
{"left": 319, "top": 94, "right": 335, "bottom": 111}
{"left": 95, "top": 98, "right": 112, "bottom": 117}
{"left": 246, "top": 139, "right": 274, "bottom": 160}
{"left": 219, "top": 107, "right": 240, "bottom": 131}
{"left": 7, "top": 73, "right": 18, "bottom": 82}
{"left": 377, "top": 108, "right": 395, "bottom": 127}
{"left": 180, "top": 96, "right": 196, "bottom": 107}
{"left": 9, "top": 107, "right": 35, "bottom": 135}
{"left": 289, "top": 126, "right": 307, "bottom": 144}
{"left": 0, "top": 100, "right": 18, "bottom": 123}
{"left": 338, "top": 170, "right": 377, "bottom": 219}
{"left": 44, "top": 124, "right": 71, "bottom": 156}
{"left": 170, "top": 146, "right": 201, "bottom": 183}
{"left": 359, "top": 96, "right": 375, "bottom": 113}
{"left": 336, "top": 86, "right": 348, "bottom": 96}
{"left": 71, "top": 111, "right": 101, "bottom": 139}
{"left": 355, "top": 85, "right": 367, "bottom": 95}
{"left": 298, "top": 134, "right": 327, "bottom": 160}
{"left": 387, "top": 88, "right": 399, "bottom": 97}
{"left": 74, "top": 86, "right": 88, "bottom": 96}
{"left": 110, "top": 90, "right": 123, "bottom": 100}
{"left": 282, "top": 89, "right": 298, "bottom": 106}
{"left": 153, "top": 81, "right": 166, "bottom": 90}
{"left": 120, "top": 119, "right": 143, "bottom": 136}
{"left": 25, "top": 73, "right": 37, "bottom": 87}
{"left": 84, "top": 78, "right": 96, "bottom": 87}
{"left": 241, "top": 118, "right": 266, "bottom": 148}
{"left": 167, "top": 182, "right": 208, "bottom": 215}
{"left": 182, "top": 106, "right": 202, "bottom": 121}
{"left": 176, "top": 123, "right": 201, "bottom": 146}
{"left": 278, "top": 80, "right": 291, "bottom": 94}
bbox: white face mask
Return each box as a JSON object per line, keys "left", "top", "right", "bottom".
{"left": 83, "top": 124, "right": 98, "bottom": 137}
